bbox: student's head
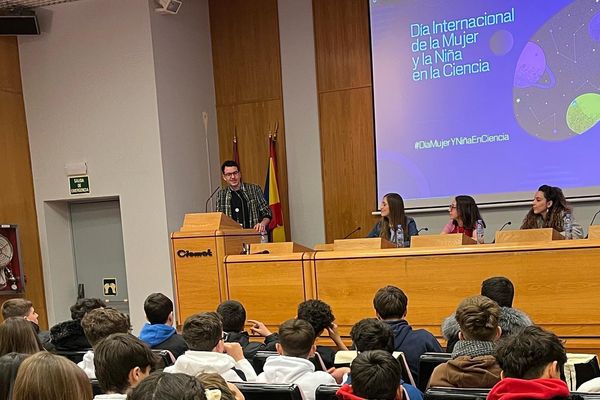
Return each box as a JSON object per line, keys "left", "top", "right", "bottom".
{"left": 81, "top": 308, "right": 131, "bottom": 347}
{"left": 144, "top": 293, "right": 174, "bottom": 325}
{"left": 495, "top": 325, "right": 567, "bottom": 380}
{"left": 70, "top": 298, "right": 105, "bottom": 320}
{"left": 380, "top": 193, "right": 408, "bottom": 240}
{"left": 182, "top": 312, "right": 224, "bottom": 352}
{"left": 0, "top": 317, "right": 43, "bottom": 357}
{"left": 350, "top": 318, "right": 394, "bottom": 353}
{"left": 196, "top": 373, "right": 240, "bottom": 400}
{"left": 1, "top": 299, "right": 38, "bottom": 324}
{"left": 373, "top": 285, "right": 408, "bottom": 320}
{"left": 221, "top": 160, "right": 241, "bottom": 190}
{"left": 456, "top": 296, "right": 501, "bottom": 342}
{"left": 481, "top": 277, "right": 514, "bottom": 308}
{"left": 128, "top": 372, "right": 207, "bottom": 400}
{"left": 276, "top": 319, "right": 315, "bottom": 359}
{"left": 532, "top": 185, "right": 569, "bottom": 216}
{"left": 94, "top": 333, "right": 157, "bottom": 394}
{"left": 217, "top": 300, "right": 246, "bottom": 333}
{"left": 450, "top": 195, "right": 484, "bottom": 229}
{"left": 351, "top": 350, "right": 402, "bottom": 400}
{"left": 297, "top": 299, "right": 334, "bottom": 336}
{"left": 0, "top": 353, "right": 29, "bottom": 400}
{"left": 12, "top": 352, "right": 93, "bottom": 400}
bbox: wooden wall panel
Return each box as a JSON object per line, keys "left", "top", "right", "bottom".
{"left": 210, "top": 0, "right": 291, "bottom": 239}
{"left": 319, "top": 88, "right": 377, "bottom": 241}
{"left": 313, "top": 0, "right": 378, "bottom": 242}
{"left": 0, "top": 37, "right": 47, "bottom": 328}
{"left": 313, "top": 0, "right": 372, "bottom": 92}
{"left": 209, "top": 0, "right": 282, "bottom": 106}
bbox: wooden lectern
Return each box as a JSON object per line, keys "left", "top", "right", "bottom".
{"left": 411, "top": 233, "right": 476, "bottom": 248}
{"left": 333, "top": 237, "right": 395, "bottom": 251}
{"left": 249, "top": 242, "right": 313, "bottom": 254}
{"left": 495, "top": 228, "right": 563, "bottom": 244}
{"left": 588, "top": 226, "right": 600, "bottom": 240}
{"left": 171, "top": 213, "right": 259, "bottom": 323}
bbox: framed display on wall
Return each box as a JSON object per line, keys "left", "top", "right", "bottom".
{"left": 0, "top": 225, "right": 24, "bottom": 293}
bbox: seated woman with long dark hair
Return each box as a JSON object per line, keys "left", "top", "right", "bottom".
{"left": 521, "top": 185, "right": 583, "bottom": 239}
{"left": 367, "top": 193, "right": 418, "bottom": 246}
{"left": 441, "top": 195, "right": 485, "bottom": 240}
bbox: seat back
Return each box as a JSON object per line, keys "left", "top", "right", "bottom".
{"left": 424, "top": 387, "right": 490, "bottom": 400}
{"left": 90, "top": 379, "right": 104, "bottom": 396}
{"left": 252, "top": 351, "right": 278, "bottom": 374}
{"left": 232, "top": 382, "right": 303, "bottom": 400}
{"left": 565, "top": 353, "right": 600, "bottom": 390}
{"left": 316, "top": 384, "right": 341, "bottom": 400}
{"left": 418, "top": 352, "right": 452, "bottom": 392}
{"left": 54, "top": 349, "right": 91, "bottom": 364}
{"left": 152, "top": 349, "right": 175, "bottom": 369}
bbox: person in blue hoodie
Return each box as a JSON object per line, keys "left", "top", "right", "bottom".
{"left": 373, "top": 286, "right": 443, "bottom": 381}
{"left": 139, "top": 293, "right": 187, "bottom": 359}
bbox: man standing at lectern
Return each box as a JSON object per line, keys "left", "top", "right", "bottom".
{"left": 216, "top": 160, "right": 272, "bottom": 233}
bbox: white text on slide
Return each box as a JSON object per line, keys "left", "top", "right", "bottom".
{"left": 414, "top": 133, "right": 510, "bottom": 150}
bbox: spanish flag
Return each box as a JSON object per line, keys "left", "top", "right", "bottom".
{"left": 264, "top": 136, "right": 285, "bottom": 242}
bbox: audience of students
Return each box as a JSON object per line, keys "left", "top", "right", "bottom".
{"left": 487, "top": 325, "right": 569, "bottom": 400}
{"left": 0, "top": 352, "right": 29, "bottom": 400}
{"left": 164, "top": 312, "right": 256, "bottom": 382}
{"left": 297, "top": 299, "right": 348, "bottom": 369}
{"left": 442, "top": 276, "right": 533, "bottom": 352}
{"left": 216, "top": 299, "right": 278, "bottom": 360}
{"left": 79, "top": 307, "right": 132, "bottom": 379}
{"left": 50, "top": 297, "right": 106, "bottom": 351}
{"left": 429, "top": 296, "right": 502, "bottom": 388}
{"left": 12, "top": 352, "right": 93, "bottom": 400}
{"left": 337, "top": 350, "right": 405, "bottom": 400}
{"left": 373, "top": 285, "right": 443, "bottom": 379}
{"left": 139, "top": 293, "right": 188, "bottom": 359}
{"left": 256, "top": 318, "right": 336, "bottom": 400}
{"left": 0, "top": 317, "right": 43, "bottom": 357}
{"left": 93, "top": 333, "right": 157, "bottom": 399}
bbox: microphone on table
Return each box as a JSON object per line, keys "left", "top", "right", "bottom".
{"left": 585, "top": 209, "right": 600, "bottom": 238}
{"left": 417, "top": 227, "right": 429, "bottom": 234}
{"left": 205, "top": 187, "right": 221, "bottom": 212}
{"left": 491, "top": 221, "right": 511, "bottom": 244}
{"left": 343, "top": 226, "right": 362, "bottom": 239}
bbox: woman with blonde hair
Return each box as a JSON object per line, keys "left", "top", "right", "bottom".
{"left": 0, "top": 317, "right": 43, "bottom": 357}
{"left": 12, "top": 352, "right": 92, "bottom": 400}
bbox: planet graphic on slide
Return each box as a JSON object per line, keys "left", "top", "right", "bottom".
{"left": 589, "top": 12, "right": 600, "bottom": 41}
{"left": 513, "top": 42, "right": 556, "bottom": 88}
{"left": 489, "top": 30, "right": 514, "bottom": 56}
{"left": 566, "top": 93, "right": 600, "bottom": 134}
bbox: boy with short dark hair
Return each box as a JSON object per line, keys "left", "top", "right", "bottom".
{"left": 164, "top": 312, "right": 256, "bottom": 382}
{"left": 79, "top": 308, "right": 132, "bottom": 379}
{"left": 429, "top": 296, "right": 502, "bottom": 388}
{"left": 93, "top": 333, "right": 157, "bottom": 399}
{"left": 139, "top": 293, "right": 187, "bottom": 358}
{"left": 1, "top": 298, "right": 51, "bottom": 349}
{"left": 487, "top": 326, "right": 569, "bottom": 400}
{"left": 337, "top": 350, "right": 404, "bottom": 400}
{"left": 50, "top": 297, "right": 106, "bottom": 351}
{"left": 216, "top": 300, "right": 278, "bottom": 360}
{"left": 257, "top": 318, "right": 336, "bottom": 400}
{"left": 373, "top": 286, "right": 442, "bottom": 379}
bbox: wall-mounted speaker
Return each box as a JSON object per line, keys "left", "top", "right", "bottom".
{"left": 0, "top": 10, "right": 40, "bottom": 35}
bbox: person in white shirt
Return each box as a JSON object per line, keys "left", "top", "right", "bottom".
{"left": 164, "top": 312, "right": 256, "bottom": 382}
{"left": 257, "top": 319, "right": 336, "bottom": 400}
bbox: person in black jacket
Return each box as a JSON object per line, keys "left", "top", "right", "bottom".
{"left": 50, "top": 297, "right": 105, "bottom": 351}
{"left": 138, "top": 293, "right": 187, "bottom": 359}
{"left": 217, "top": 300, "right": 278, "bottom": 361}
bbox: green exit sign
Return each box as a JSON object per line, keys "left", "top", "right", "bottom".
{"left": 69, "top": 176, "right": 90, "bottom": 195}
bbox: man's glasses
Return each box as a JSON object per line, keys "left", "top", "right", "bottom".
{"left": 223, "top": 171, "right": 240, "bottom": 178}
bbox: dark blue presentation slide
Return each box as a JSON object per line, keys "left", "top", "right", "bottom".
{"left": 370, "top": 0, "right": 600, "bottom": 204}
